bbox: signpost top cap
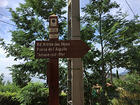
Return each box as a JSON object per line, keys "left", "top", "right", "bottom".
{"left": 49, "top": 14, "right": 58, "bottom": 18}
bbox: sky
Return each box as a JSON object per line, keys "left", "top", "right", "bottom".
{"left": 0, "top": 0, "right": 140, "bottom": 82}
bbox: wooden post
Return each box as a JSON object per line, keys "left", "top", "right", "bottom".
{"left": 67, "top": 0, "right": 72, "bottom": 105}
{"left": 48, "top": 14, "right": 59, "bottom": 105}
{"left": 48, "top": 59, "right": 59, "bottom": 105}
{"left": 71, "top": 0, "right": 84, "bottom": 105}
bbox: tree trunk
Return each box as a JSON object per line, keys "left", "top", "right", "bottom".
{"left": 116, "top": 70, "right": 119, "bottom": 79}
{"left": 99, "top": 2, "right": 107, "bottom": 105}
{"left": 67, "top": 59, "right": 71, "bottom": 105}
{"left": 110, "top": 65, "right": 113, "bottom": 84}
{"left": 67, "top": 1, "right": 72, "bottom": 104}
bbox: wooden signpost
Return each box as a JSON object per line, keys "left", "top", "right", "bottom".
{"left": 35, "top": 14, "right": 90, "bottom": 105}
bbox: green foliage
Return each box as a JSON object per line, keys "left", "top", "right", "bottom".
{"left": 0, "top": 92, "right": 20, "bottom": 105}
{"left": 112, "top": 88, "right": 140, "bottom": 105}
{"left": 9, "top": 65, "right": 31, "bottom": 88}
{"left": 59, "top": 65, "right": 67, "bottom": 92}
{"left": 122, "top": 45, "right": 140, "bottom": 73}
{"left": 0, "top": 82, "right": 67, "bottom": 105}
{"left": 25, "top": 0, "right": 67, "bottom": 19}
{"left": 113, "top": 72, "right": 140, "bottom": 105}
{"left": 0, "top": 83, "right": 20, "bottom": 93}
{"left": 17, "top": 82, "right": 48, "bottom": 105}
{"left": 17, "top": 82, "right": 66, "bottom": 105}
{"left": 0, "top": 83, "right": 20, "bottom": 105}
{"left": 105, "top": 85, "right": 119, "bottom": 100}
{"left": 114, "top": 72, "right": 140, "bottom": 93}
{"left": 60, "top": 96, "right": 67, "bottom": 105}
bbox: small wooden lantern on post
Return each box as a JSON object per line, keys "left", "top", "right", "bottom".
{"left": 49, "top": 14, "right": 59, "bottom": 40}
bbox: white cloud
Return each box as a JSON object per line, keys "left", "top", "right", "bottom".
{"left": 0, "top": 48, "right": 16, "bottom": 68}
{"left": 0, "top": 0, "right": 8, "bottom": 7}
{"left": 0, "top": 47, "right": 24, "bottom": 82}
{"left": 0, "top": 17, "right": 14, "bottom": 43}
{"left": 7, "top": 0, "right": 24, "bottom": 10}
{"left": 0, "top": 47, "right": 12, "bottom": 81}
{"left": 112, "top": 0, "right": 140, "bottom": 19}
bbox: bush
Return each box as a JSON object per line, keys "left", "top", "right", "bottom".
{"left": 0, "top": 91, "right": 20, "bottom": 105}
{"left": 17, "top": 82, "right": 67, "bottom": 105}
{"left": 114, "top": 72, "right": 140, "bottom": 93}
{"left": 112, "top": 88, "right": 140, "bottom": 105}
{"left": 17, "top": 82, "right": 49, "bottom": 105}
{"left": 113, "top": 72, "right": 140, "bottom": 105}
{"left": 124, "top": 73, "right": 140, "bottom": 93}
{"left": 0, "top": 82, "right": 67, "bottom": 105}
{"left": 0, "top": 83, "right": 20, "bottom": 105}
